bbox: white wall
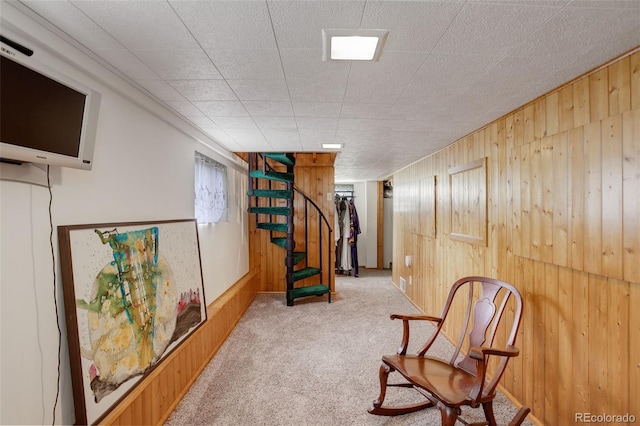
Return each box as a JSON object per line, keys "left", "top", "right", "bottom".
{"left": 364, "top": 181, "right": 379, "bottom": 268}
{"left": 0, "top": 5, "right": 248, "bottom": 425}
{"left": 383, "top": 197, "right": 394, "bottom": 269}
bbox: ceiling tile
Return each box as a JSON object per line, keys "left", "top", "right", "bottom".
{"left": 166, "top": 101, "right": 205, "bottom": 117}
{"left": 136, "top": 80, "right": 187, "bottom": 102}
{"left": 242, "top": 101, "right": 294, "bottom": 117}
{"left": 187, "top": 116, "right": 220, "bottom": 130}
{"left": 72, "top": 0, "right": 199, "bottom": 51}
{"left": 287, "top": 77, "right": 348, "bottom": 103}
{"left": 168, "top": 80, "right": 238, "bottom": 102}
{"left": 269, "top": 0, "right": 364, "bottom": 49}
{"left": 253, "top": 117, "right": 298, "bottom": 130}
{"left": 337, "top": 118, "right": 432, "bottom": 133}
{"left": 361, "top": 1, "right": 464, "bottom": 52}
{"left": 206, "top": 49, "right": 284, "bottom": 80}
{"left": 270, "top": 142, "right": 304, "bottom": 152}
{"left": 299, "top": 129, "right": 339, "bottom": 150}
{"left": 95, "top": 49, "right": 161, "bottom": 80}
{"left": 227, "top": 79, "right": 290, "bottom": 101}
{"left": 568, "top": 0, "right": 639, "bottom": 8}
{"left": 196, "top": 123, "right": 222, "bottom": 134}
{"left": 466, "top": 0, "right": 569, "bottom": 5}
{"left": 225, "top": 128, "right": 269, "bottom": 144}
{"left": 342, "top": 82, "right": 405, "bottom": 104}
{"left": 262, "top": 129, "right": 301, "bottom": 147}
{"left": 387, "top": 104, "right": 437, "bottom": 121}
{"left": 337, "top": 118, "right": 394, "bottom": 132}
{"left": 396, "top": 52, "right": 503, "bottom": 105}
{"left": 212, "top": 117, "right": 258, "bottom": 130}
{"left": 340, "top": 103, "right": 393, "bottom": 119}
{"left": 296, "top": 117, "right": 339, "bottom": 130}
{"left": 292, "top": 102, "right": 343, "bottom": 118}
{"left": 22, "top": 0, "right": 123, "bottom": 50}
{"left": 236, "top": 141, "right": 275, "bottom": 152}
{"left": 134, "top": 49, "right": 222, "bottom": 80}
{"left": 468, "top": 53, "right": 580, "bottom": 105}
{"left": 349, "top": 52, "right": 426, "bottom": 84}
{"left": 170, "top": 0, "right": 276, "bottom": 50}
{"left": 280, "top": 48, "right": 351, "bottom": 81}
{"left": 433, "top": 2, "right": 562, "bottom": 56}
{"left": 510, "top": 6, "right": 640, "bottom": 59}
{"left": 194, "top": 101, "right": 249, "bottom": 117}
{"left": 200, "top": 129, "right": 244, "bottom": 151}
{"left": 225, "top": 128, "right": 273, "bottom": 150}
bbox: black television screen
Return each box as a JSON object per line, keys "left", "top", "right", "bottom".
{"left": 1, "top": 55, "right": 86, "bottom": 157}
{"left": 0, "top": 34, "right": 100, "bottom": 170}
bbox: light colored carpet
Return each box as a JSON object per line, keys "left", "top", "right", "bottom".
{"left": 166, "top": 269, "right": 531, "bottom": 426}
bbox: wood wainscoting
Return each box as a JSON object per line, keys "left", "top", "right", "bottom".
{"left": 100, "top": 269, "right": 260, "bottom": 425}
{"left": 392, "top": 48, "right": 639, "bottom": 425}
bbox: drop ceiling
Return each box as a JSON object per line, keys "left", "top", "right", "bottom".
{"left": 11, "top": 0, "right": 640, "bottom": 181}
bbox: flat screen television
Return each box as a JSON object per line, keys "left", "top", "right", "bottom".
{"left": 0, "top": 35, "right": 101, "bottom": 170}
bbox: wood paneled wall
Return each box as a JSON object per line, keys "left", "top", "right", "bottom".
{"left": 255, "top": 153, "right": 336, "bottom": 293}
{"left": 392, "top": 49, "right": 639, "bottom": 425}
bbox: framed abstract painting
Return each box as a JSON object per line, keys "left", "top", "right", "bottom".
{"left": 57, "top": 219, "right": 207, "bottom": 425}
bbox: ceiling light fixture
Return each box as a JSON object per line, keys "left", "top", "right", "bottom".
{"left": 322, "top": 143, "right": 343, "bottom": 149}
{"left": 322, "top": 29, "right": 389, "bottom": 62}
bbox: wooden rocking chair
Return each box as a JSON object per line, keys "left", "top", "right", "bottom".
{"left": 368, "top": 276, "right": 530, "bottom": 426}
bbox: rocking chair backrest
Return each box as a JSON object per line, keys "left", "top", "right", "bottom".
{"left": 423, "top": 276, "right": 523, "bottom": 397}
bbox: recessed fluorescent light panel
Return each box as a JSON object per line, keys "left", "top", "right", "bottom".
{"left": 322, "top": 143, "right": 343, "bottom": 149}
{"left": 332, "top": 36, "right": 378, "bottom": 60}
{"left": 322, "top": 29, "right": 389, "bottom": 62}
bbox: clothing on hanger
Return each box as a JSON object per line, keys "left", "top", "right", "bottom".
{"left": 334, "top": 194, "right": 360, "bottom": 276}
{"left": 348, "top": 199, "right": 360, "bottom": 277}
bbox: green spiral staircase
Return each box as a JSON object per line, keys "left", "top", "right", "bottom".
{"left": 247, "top": 153, "right": 332, "bottom": 306}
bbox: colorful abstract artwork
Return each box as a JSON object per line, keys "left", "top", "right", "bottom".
{"left": 58, "top": 219, "right": 206, "bottom": 425}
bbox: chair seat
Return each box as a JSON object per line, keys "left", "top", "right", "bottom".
{"left": 382, "top": 354, "right": 477, "bottom": 406}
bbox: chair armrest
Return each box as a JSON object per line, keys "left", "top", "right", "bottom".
{"left": 390, "top": 314, "right": 442, "bottom": 323}
{"left": 469, "top": 345, "right": 520, "bottom": 360}
{"left": 389, "top": 314, "right": 442, "bottom": 355}
{"left": 468, "top": 345, "right": 520, "bottom": 404}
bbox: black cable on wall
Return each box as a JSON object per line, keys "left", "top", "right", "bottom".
{"left": 47, "top": 166, "right": 62, "bottom": 425}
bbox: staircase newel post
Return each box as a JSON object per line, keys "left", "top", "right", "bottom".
{"left": 285, "top": 159, "right": 295, "bottom": 306}
{"left": 328, "top": 227, "right": 332, "bottom": 303}
{"left": 318, "top": 213, "right": 322, "bottom": 292}
{"left": 247, "top": 153, "right": 258, "bottom": 228}
{"left": 247, "top": 152, "right": 253, "bottom": 201}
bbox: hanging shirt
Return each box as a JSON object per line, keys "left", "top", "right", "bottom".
{"left": 348, "top": 199, "right": 361, "bottom": 245}
{"left": 340, "top": 198, "right": 352, "bottom": 271}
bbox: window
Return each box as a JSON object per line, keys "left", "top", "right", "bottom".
{"left": 195, "top": 152, "right": 228, "bottom": 223}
